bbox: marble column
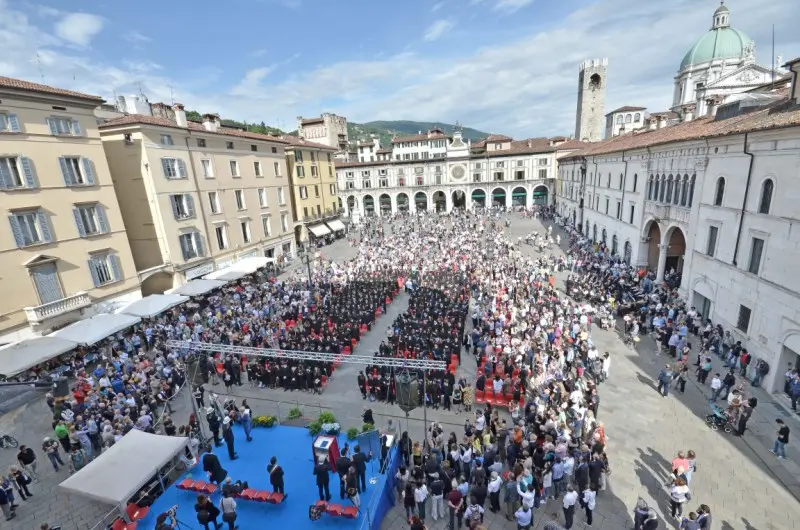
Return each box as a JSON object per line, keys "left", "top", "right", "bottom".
{"left": 656, "top": 243, "right": 669, "bottom": 281}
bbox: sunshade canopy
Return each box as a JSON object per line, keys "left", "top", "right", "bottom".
{"left": 53, "top": 313, "right": 141, "bottom": 346}
{"left": 308, "top": 224, "right": 331, "bottom": 237}
{"left": 0, "top": 337, "right": 78, "bottom": 377}
{"left": 166, "top": 279, "right": 225, "bottom": 297}
{"left": 326, "top": 219, "right": 346, "bottom": 232}
{"left": 59, "top": 430, "right": 188, "bottom": 505}
{"left": 116, "top": 294, "right": 188, "bottom": 318}
{"left": 203, "top": 269, "right": 249, "bottom": 281}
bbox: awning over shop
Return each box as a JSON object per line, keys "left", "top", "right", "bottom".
{"left": 203, "top": 269, "right": 249, "bottom": 281}
{"left": 326, "top": 219, "right": 347, "bottom": 232}
{"left": 308, "top": 224, "right": 331, "bottom": 237}
{"left": 492, "top": 191, "right": 506, "bottom": 198}
{"left": 232, "top": 256, "right": 273, "bottom": 274}
{"left": 512, "top": 191, "right": 527, "bottom": 197}
{"left": 471, "top": 191, "right": 486, "bottom": 198}
{"left": 53, "top": 313, "right": 141, "bottom": 346}
{"left": 116, "top": 294, "right": 188, "bottom": 318}
{"left": 0, "top": 337, "right": 78, "bottom": 377}
{"left": 166, "top": 279, "right": 225, "bottom": 296}
{"left": 59, "top": 430, "right": 188, "bottom": 506}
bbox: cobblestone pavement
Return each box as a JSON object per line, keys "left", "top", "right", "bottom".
{"left": 3, "top": 217, "right": 799, "bottom": 529}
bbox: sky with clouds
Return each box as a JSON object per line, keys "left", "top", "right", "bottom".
{"left": 0, "top": 0, "right": 797, "bottom": 137}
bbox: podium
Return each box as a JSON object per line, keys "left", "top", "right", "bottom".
{"left": 312, "top": 434, "right": 340, "bottom": 472}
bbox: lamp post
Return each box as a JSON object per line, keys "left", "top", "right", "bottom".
{"left": 299, "top": 242, "right": 314, "bottom": 288}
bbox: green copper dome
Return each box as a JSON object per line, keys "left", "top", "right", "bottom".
{"left": 680, "top": 26, "right": 753, "bottom": 70}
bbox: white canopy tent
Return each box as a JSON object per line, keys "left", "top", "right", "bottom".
{"left": 203, "top": 269, "right": 249, "bottom": 282}
{"left": 116, "top": 294, "right": 189, "bottom": 318}
{"left": 59, "top": 430, "right": 188, "bottom": 507}
{"left": 308, "top": 224, "right": 331, "bottom": 237}
{"left": 0, "top": 337, "right": 78, "bottom": 377}
{"left": 233, "top": 256, "right": 273, "bottom": 273}
{"left": 53, "top": 313, "right": 141, "bottom": 346}
{"left": 166, "top": 279, "right": 225, "bottom": 297}
{"left": 326, "top": 219, "right": 347, "bottom": 232}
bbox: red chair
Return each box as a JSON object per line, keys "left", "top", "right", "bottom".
{"left": 126, "top": 504, "right": 149, "bottom": 521}
{"left": 202, "top": 483, "right": 217, "bottom": 494}
{"left": 176, "top": 479, "right": 194, "bottom": 491}
{"left": 320, "top": 375, "right": 328, "bottom": 389}
{"left": 326, "top": 503, "right": 344, "bottom": 516}
{"left": 254, "top": 491, "right": 272, "bottom": 502}
{"left": 483, "top": 390, "right": 495, "bottom": 406}
{"left": 111, "top": 521, "right": 137, "bottom": 530}
{"left": 474, "top": 389, "right": 485, "bottom": 403}
{"left": 315, "top": 500, "right": 328, "bottom": 511}
{"left": 360, "top": 324, "right": 368, "bottom": 333}
{"left": 240, "top": 489, "right": 258, "bottom": 500}
{"left": 266, "top": 492, "right": 285, "bottom": 504}
{"left": 341, "top": 506, "right": 358, "bottom": 519}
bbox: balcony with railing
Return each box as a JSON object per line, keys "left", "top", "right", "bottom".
{"left": 302, "top": 207, "right": 343, "bottom": 224}
{"left": 644, "top": 202, "right": 690, "bottom": 224}
{"left": 24, "top": 291, "right": 92, "bottom": 326}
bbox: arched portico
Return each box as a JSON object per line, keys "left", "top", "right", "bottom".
{"left": 471, "top": 188, "right": 487, "bottom": 208}
{"left": 397, "top": 192, "right": 409, "bottom": 212}
{"left": 363, "top": 194, "right": 375, "bottom": 216}
{"left": 379, "top": 193, "right": 392, "bottom": 215}
{"left": 533, "top": 184, "right": 549, "bottom": 205}
{"left": 512, "top": 186, "right": 527, "bottom": 207}
{"left": 414, "top": 191, "right": 428, "bottom": 211}
{"left": 452, "top": 189, "right": 466, "bottom": 209}
{"left": 432, "top": 190, "right": 447, "bottom": 212}
{"left": 492, "top": 187, "right": 507, "bottom": 208}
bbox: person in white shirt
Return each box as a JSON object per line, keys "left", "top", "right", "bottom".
{"left": 562, "top": 485, "right": 578, "bottom": 528}
{"left": 461, "top": 445, "right": 473, "bottom": 480}
{"left": 515, "top": 504, "right": 533, "bottom": 529}
{"left": 710, "top": 373, "right": 723, "bottom": 400}
{"left": 582, "top": 488, "right": 596, "bottom": 526}
{"left": 487, "top": 471, "right": 503, "bottom": 512}
{"left": 414, "top": 482, "right": 429, "bottom": 521}
{"left": 475, "top": 412, "right": 486, "bottom": 435}
{"left": 518, "top": 481, "right": 536, "bottom": 509}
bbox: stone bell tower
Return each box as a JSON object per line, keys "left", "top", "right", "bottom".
{"left": 574, "top": 58, "right": 608, "bottom": 142}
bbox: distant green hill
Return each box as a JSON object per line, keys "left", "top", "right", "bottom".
{"left": 348, "top": 120, "right": 491, "bottom": 148}
{"left": 185, "top": 109, "right": 285, "bottom": 136}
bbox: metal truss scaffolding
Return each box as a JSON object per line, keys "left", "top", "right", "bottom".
{"left": 165, "top": 340, "right": 447, "bottom": 370}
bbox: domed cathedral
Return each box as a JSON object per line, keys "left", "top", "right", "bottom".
{"left": 672, "top": 1, "right": 778, "bottom": 117}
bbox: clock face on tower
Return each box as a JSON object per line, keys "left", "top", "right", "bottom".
{"left": 451, "top": 165, "right": 465, "bottom": 179}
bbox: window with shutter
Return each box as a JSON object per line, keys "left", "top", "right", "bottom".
{"left": 161, "top": 158, "right": 182, "bottom": 179}
{"left": 1, "top": 114, "right": 21, "bottom": 133}
{"left": 81, "top": 158, "right": 96, "bottom": 184}
{"left": 60, "top": 157, "right": 86, "bottom": 185}
{"left": 47, "top": 117, "right": 81, "bottom": 136}
{"left": 0, "top": 157, "right": 26, "bottom": 188}
{"left": 74, "top": 205, "right": 105, "bottom": 236}
{"left": 30, "top": 262, "right": 64, "bottom": 304}
{"left": 87, "top": 253, "right": 117, "bottom": 286}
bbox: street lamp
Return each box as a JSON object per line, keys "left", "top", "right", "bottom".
{"left": 298, "top": 242, "right": 314, "bottom": 288}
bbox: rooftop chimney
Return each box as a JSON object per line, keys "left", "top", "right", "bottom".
{"left": 174, "top": 103, "right": 187, "bottom": 127}
{"left": 786, "top": 58, "right": 800, "bottom": 105}
{"left": 657, "top": 116, "right": 667, "bottom": 129}
{"left": 705, "top": 96, "right": 721, "bottom": 118}
{"left": 202, "top": 113, "right": 218, "bottom": 132}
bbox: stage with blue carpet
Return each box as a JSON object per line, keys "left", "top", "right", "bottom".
{"left": 137, "top": 424, "right": 397, "bottom": 530}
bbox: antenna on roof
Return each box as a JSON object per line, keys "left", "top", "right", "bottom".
{"left": 35, "top": 53, "right": 46, "bottom": 83}
{"left": 771, "top": 24, "right": 775, "bottom": 89}
{"left": 167, "top": 84, "right": 175, "bottom": 105}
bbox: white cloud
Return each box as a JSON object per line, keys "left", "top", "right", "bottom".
{"left": 0, "top": 0, "right": 796, "bottom": 138}
{"left": 431, "top": 1, "right": 445, "bottom": 12}
{"left": 424, "top": 19, "right": 454, "bottom": 42}
{"left": 55, "top": 13, "right": 104, "bottom": 47}
{"left": 250, "top": 49, "right": 268, "bottom": 58}
{"left": 494, "top": 0, "right": 535, "bottom": 12}
{"left": 122, "top": 31, "right": 151, "bottom": 44}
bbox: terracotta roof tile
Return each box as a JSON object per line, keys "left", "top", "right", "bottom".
{"left": 562, "top": 95, "right": 800, "bottom": 159}
{"left": 99, "top": 114, "right": 289, "bottom": 144}
{"left": 301, "top": 118, "right": 324, "bottom": 125}
{"left": 0, "top": 76, "right": 104, "bottom": 102}
{"left": 606, "top": 106, "right": 646, "bottom": 115}
{"left": 485, "top": 134, "right": 513, "bottom": 142}
{"left": 279, "top": 135, "right": 335, "bottom": 150}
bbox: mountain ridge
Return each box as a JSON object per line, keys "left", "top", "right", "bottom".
{"left": 348, "top": 120, "right": 491, "bottom": 148}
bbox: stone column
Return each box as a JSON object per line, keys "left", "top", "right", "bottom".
{"left": 391, "top": 194, "right": 398, "bottom": 214}
{"left": 656, "top": 243, "right": 669, "bottom": 281}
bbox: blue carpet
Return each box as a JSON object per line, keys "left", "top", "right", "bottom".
{"left": 138, "top": 425, "right": 387, "bottom": 530}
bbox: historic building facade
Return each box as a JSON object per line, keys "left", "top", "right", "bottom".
{"left": 557, "top": 57, "right": 800, "bottom": 394}
{"left": 336, "top": 129, "right": 581, "bottom": 220}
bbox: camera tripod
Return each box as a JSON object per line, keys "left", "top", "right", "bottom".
{"left": 173, "top": 515, "right": 194, "bottom": 530}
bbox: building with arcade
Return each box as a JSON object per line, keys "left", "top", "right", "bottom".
{"left": 335, "top": 127, "right": 582, "bottom": 220}
{"left": 557, "top": 56, "right": 800, "bottom": 394}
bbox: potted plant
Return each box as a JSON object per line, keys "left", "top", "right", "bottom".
{"left": 287, "top": 407, "right": 303, "bottom": 420}
{"left": 347, "top": 427, "right": 360, "bottom": 441}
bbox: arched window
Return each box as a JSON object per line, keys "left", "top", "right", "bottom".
{"left": 714, "top": 177, "right": 725, "bottom": 206}
{"left": 625, "top": 114, "right": 632, "bottom": 124}
{"left": 602, "top": 228, "right": 607, "bottom": 243}
{"left": 758, "top": 179, "right": 774, "bottom": 214}
{"left": 632, "top": 173, "right": 638, "bottom": 192}
{"left": 680, "top": 175, "right": 688, "bottom": 206}
{"left": 611, "top": 235, "right": 618, "bottom": 255}
{"left": 689, "top": 174, "right": 696, "bottom": 206}
{"left": 616, "top": 115, "right": 623, "bottom": 124}
{"left": 647, "top": 174, "right": 654, "bottom": 199}
{"left": 634, "top": 113, "right": 641, "bottom": 122}
{"left": 673, "top": 176, "right": 681, "bottom": 205}
{"left": 666, "top": 174, "right": 674, "bottom": 203}
{"left": 659, "top": 175, "right": 666, "bottom": 202}
{"left": 619, "top": 173, "right": 624, "bottom": 190}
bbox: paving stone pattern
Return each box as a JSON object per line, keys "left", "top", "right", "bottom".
{"left": 2, "top": 217, "right": 799, "bottom": 529}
